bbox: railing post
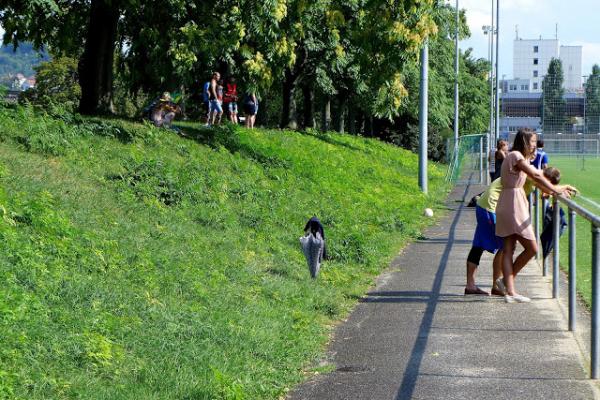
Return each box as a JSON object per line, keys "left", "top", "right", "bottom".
{"left": 529, "top": 192, "right": 534, "bottom": 226}
{"left": 543, "top": 197, "right": 549, "bottom": 276}
{"left": 553, "top": 196, "right": 560, "bottom": 299}
{"left": 568, "top": 209, "right": 576, "bottom": 331}
{"left": 592, "top": 225, "right": 600, "bottom": 379}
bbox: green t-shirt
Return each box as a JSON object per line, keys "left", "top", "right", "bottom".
{"left": 477, "top": 177, "right": 534, "bottom": 213}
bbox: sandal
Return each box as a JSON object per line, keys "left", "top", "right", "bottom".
{"left": 464, "top": 287, "right": 489, "bottom": 296}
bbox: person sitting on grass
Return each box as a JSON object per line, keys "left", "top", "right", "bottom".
{"left": 151, "top": 92, "right": 180, "bottom": 129}
{"left": 465, "top": 166, "right": 575, "bottom": 296}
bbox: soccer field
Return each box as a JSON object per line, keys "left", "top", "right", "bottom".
{"left": 547, "top": 155, "right": 600, "bottom": 306}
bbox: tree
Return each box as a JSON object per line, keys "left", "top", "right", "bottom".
{"left": 542, "top": 58, "right": 566, "bottom": 134}
{"left": 0, "top": 0, "right": 119, "bottom": 114}
{"left": 585, "top": 65, "right": 600, "bottom": 134}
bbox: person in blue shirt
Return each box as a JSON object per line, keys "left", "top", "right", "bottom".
{"left": 531, "top": 139, "right": 549, "bottom": 169}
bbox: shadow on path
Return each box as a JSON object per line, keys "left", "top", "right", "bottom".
{"left": 394, "top": 182, "right": 472, "bottom": 400}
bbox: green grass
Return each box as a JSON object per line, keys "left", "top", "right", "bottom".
{"left": 551, "top": 155, "right": 600, "bottom": 305}
{"left": 0, "top": 105, "right": 448, "bottom": 399}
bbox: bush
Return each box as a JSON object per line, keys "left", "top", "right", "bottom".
{"left": 19, "top": 57, "right": 81, "bottom": 113}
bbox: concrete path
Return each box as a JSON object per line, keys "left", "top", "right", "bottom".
{"left": 290, "top": 183, "right": 600, "bottom": 400}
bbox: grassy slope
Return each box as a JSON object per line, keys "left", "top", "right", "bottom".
{"left": 0, "top": 106, "right": 448, "bottom": 399}
{"left": 552, "top": 156, "right": 600, "bottom": 305}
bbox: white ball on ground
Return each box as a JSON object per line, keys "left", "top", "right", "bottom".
{"left": 424, "top": 208, "right": 434, "bottom": 218}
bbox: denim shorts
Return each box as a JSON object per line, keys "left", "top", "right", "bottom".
{"left": 209, "top": 100, "right": 222, "bottom": 114}
{"left": 228, "top": 102, "right": 238, "bottom": 113}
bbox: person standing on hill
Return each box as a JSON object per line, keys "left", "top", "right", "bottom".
{"left": 208, "top": 71, "right": 222, "bottom": 126}
{"left": 223, "top": 77, "right": 239, "bottom": 124}
{"left": 244, "top": 92, "right": 258, "bottom": 129}
{"left": 202, "top": 80, "right": 211, "bottom": 125}
{"left": 495, "top": 129, "right": 572, "bottom": 303}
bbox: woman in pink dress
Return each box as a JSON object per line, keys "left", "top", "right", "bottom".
{"left": 495, "top": 129, "right": 570, "bottom": 303}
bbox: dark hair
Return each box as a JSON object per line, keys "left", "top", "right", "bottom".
{"left": 512, "top": 128, "right": 536, "bottom": 158}
{"left": 537, "top": 139, "right": 544, "bottom": 148}
{"left": 497, "top": 139, "right": 505, "bottom": 148}
{"left": 543, "top": 167, "right": 561, "bottom": 185}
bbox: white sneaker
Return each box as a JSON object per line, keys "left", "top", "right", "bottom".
{"left": 505, "top": 294, "right": 531, "bottom": 303}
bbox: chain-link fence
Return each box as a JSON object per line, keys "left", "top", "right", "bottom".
{"left": 501, "top": 73, "right": 600, "bottom": 157}
{"left": 446, "top": 134, "right": 487, "bottom": 184}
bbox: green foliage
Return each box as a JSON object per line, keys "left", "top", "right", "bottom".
{"left": 542, "top": 58, "right": 567, "bottom": 134}
{"left": 585, "top": 65, "right": 600, "bottom": 133}
{"left": 0, "top": 108, "right": 448, "bottom": 399}
{"left": 391, "top": 4, "right": 489, "bottom": 160}
{"left": 0, "top": 105, "right": 164, "bottom": 156}
{"left": 19, "top": 56, "right": 80, "bottom": 113}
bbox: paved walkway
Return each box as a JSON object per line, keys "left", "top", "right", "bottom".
{"left": 290, "top": 183, "right": 600, "bottom": 400}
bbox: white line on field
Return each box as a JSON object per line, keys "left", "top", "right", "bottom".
{"left": 579, "top": 195, "right": 600, "bottom": 210}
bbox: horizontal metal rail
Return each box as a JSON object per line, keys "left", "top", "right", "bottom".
{"left": 538, "top": 191, "right": 600, "bottom": 378}
{"left": 557, "top": 195, "right": 600, "bottom": 227}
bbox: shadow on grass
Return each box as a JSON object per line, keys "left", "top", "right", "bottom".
{"left": 300, "top": 130, "right": 367, "bottom": 153}
{"left": 175, "top": 123, "right": 292, "bottom": 169}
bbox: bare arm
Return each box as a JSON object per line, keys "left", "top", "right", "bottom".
{"left": 516, "top": 159, "right": 563, "bottom": 196}
{"left": 210, "top": 79, "right": 217, "bottom": 99}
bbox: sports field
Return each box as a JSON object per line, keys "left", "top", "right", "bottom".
{"left": 549, "top": 155, "right": 600, "bottom": 305}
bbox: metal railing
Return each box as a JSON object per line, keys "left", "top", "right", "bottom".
{"left": 532, "top": 189, "right": 600, "bottom": 378}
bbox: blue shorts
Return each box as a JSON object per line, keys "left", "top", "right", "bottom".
{"left": 209, "top": 100, "right": 222, "bottom": 114}
{"left": 472, "top": 206, "right": 503, "bottom": 253}
{"left": 228, "top": 102, "right": 238, "bottom": 113}
{"left": 244, "top": 102, "right": 257, "bottom": 116}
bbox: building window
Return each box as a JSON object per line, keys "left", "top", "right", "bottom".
{"left": 533, "top": 58, "right": 539, "bottom": 65}
{"left": 510, "top": 84, "right": 517, "bottom": 91}
{"left": 569, "top": 65, "right": 573, "bottom": 71}
{"left": 533, "top": 82, "right": 538, "bottom": 90}
{"left": 534, "top": 45, "right": 539, "bottom": 53}
{"left": 521, "top": 85, "right": 529, "bottom": 91}
{"left": 533, "top": 70, "right": 538, "bottom": 77}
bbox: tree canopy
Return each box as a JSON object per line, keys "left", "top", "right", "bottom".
{"left": 1, "top": 0, "right": 489, "bottom": 157}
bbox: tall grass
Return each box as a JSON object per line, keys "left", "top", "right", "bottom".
{"left": 0, "top": 105, "right": 448, "bottom": 399}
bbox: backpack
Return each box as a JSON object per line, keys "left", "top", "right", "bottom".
{"left": 142, "top": 97, "right": 160, "bottom": 120}
{"left": 202, "top": 82, "right": 210, "bottom": 102}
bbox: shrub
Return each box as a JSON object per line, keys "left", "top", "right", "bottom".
{"left": 19, "top": 57, "right": 81, "bottom": 113}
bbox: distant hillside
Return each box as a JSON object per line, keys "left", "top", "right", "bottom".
{"left": 0, "top": 43, "right": 49, "bottom": 78}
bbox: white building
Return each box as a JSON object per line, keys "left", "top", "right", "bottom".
{"left": 560, "top": 45, "right": 583, "bottom": 90}
{"left": 512, "top": 38, "right": 582, "bottom": 93}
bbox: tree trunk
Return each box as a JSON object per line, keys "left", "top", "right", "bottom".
{"left": 334, "top": 91, "right": 347, "bottom": 133}
{"left": 321, "top": 98, "right": 331, "bottom": 131}
{"left": 78, "top": 0, "right": 120, "bottom": 115}
{"left": 281, "top": 69, "right": 298, "bottom": 129}
{"left": 348, "top": 103, "right": 356, "bottom": 134}
{"left": 302, "top": 83, "right": 315, "bottom": 129}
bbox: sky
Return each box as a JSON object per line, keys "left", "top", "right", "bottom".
{"left": 458, "top": 0, "right": 600, "bottom": 79}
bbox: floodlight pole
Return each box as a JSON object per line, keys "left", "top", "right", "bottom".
{"left": 494, "top": 0, "right": 500, "bottom": 142}
{"left": 419, "top": 40, "right": 429, "bottom": 194}
{"left": 454, "top": 0, "right": 460, "bottom": 155}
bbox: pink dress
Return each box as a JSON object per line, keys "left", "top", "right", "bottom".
{"left": 495, "top": 151, "right": 535, "bottom": 240}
